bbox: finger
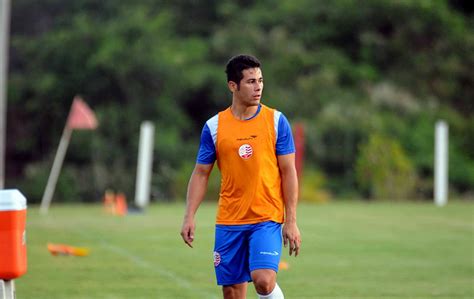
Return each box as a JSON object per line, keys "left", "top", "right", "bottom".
{"left": 289, "top": 239, "right": 299, "bottom": 256}
{"left": 185, "top": 239, "right": 193, "bottom": 248}
{"left": 181, "top": 228, "right": 194, "bottom": 248}
{"left": 294, "top": 239, "right": 301, "bottom": 257}
{"left": 283, "top": 235, "right": 288, "bottom": 248}
{"left": 184, "top": 234, "right": 194, "bottom": 248}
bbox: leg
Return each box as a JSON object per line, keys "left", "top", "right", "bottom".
{"left": 222, "top": 282, "right": 248, "bottom": 299}
{"left": 248, "top": 222, "right": 284, "bottom": 298}
{"left": 214, "top": 226, "right": 251, "bottom": 295}
{"left": 251, "top": 269, "right": 276, "bottom": 295}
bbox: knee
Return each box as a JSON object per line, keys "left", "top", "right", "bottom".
{"left": 252, "top": 272, "right": 276, "bottom": 295}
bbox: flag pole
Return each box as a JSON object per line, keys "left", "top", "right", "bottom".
{"left": 39, "top": 126, "right": 73, "bottom": 214}
{"left": 39, "top": 96, "right": 98, "bottom": 214}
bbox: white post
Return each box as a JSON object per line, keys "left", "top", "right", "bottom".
{"left": 40, "top": 127, "right": 73, "bottom": 214}
{"left": 0, "top": 0, "right": 11, "bottom": 189}
{"left": 0, "top": 280, "right": 15, "bottom": 299}
{"left": 434, "top": 120, "right": 448, "bottom": 206}
{"left": 134, "top": 121, "right": 154, "bottom": 209}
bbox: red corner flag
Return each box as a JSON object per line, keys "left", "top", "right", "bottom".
{"left": 66, "top": 96, "right": 98, "bottom": 130}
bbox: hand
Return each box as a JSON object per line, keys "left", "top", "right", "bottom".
{"left": 180, "top": 218, "right": 195, "bottom": 248}
{"left": 283, "top": 222, "right": 301, "bottom": 257}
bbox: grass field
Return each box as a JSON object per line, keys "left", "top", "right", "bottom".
{"left": 15, "top": 200, "right": 473, "bottom": 299}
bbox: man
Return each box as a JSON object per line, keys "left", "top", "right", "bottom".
{"left": 180, "top": 54, "right": 301, "bottom": 299}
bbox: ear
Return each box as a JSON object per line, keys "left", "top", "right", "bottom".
{"left": 228, "top": 81, "right": 237, "bottom": 93}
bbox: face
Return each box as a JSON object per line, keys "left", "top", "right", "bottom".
{"left": 228, "top": 67, "right": 263, "bottom": 107}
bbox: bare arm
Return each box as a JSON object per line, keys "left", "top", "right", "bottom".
{"left": 278, "top": 153, "right": 302, "bottom": 256}
{"left": 180, "top": 163, "right": 214, "bottom": 248}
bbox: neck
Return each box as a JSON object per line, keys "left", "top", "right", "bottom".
{"left": 230, "top": 101, "right": 259, "bottom": 120}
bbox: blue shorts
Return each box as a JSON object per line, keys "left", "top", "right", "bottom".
{"left": 213, "top": 221, "right": 282, "bottom": 286}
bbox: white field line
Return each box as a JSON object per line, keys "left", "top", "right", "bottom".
{"left": 74, "top": 230, "right": 219, "bottom": 299}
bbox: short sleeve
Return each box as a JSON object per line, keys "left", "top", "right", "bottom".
{"left": 276, "top": 113, "right": 295, "bottom": 155}
{"left": 196, "top": 123, "right": 216, "bottom": 164}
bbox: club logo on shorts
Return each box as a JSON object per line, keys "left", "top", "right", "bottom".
{"left": 213, "top": 251, "right": 221, "bottom": 267}
{"left": 238, "top": 144, "right": 253, "bottom": 159}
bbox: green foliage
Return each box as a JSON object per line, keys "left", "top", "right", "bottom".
{"left": 169, "top": 162, "right": 222, "bottom": 202}
{"left": 18, "top": 161, "right": 80, "bottom": 203}
{"left": 356, "top": 133, "right": 417, "bottom": 200}
{"left": 6, "top": 0, "right": 474, "bottom": 201}
{"left": 299, "top": 169, "right": 331, "bottom": 203}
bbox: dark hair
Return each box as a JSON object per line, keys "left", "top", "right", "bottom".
{"left": 225, "top": 54, "right": 261, "bottom": 84}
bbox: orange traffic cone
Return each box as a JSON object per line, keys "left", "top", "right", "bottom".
{"left": 115, "top": 192, "right": 128, "bottom": 216}
{"left": 279, "top": 260, "right": 290, "bottom": 270}
{"left": 103, "top": 190, "right": 116, "bottom": 214}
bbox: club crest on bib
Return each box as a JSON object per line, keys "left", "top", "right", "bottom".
{"left": 213, "top": 251, "right": 221, "bottom": 267}
{"left": 238, "top": 144, "right": 253, "bottom": 159}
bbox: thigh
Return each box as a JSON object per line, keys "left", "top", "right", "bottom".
{"left": 214, "top": 227, "right": 251, "bottom": 285}
{"left": 248, "top": 221, "right": 282, "bottom": 273}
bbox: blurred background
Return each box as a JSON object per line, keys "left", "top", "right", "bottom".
{"left": 4, "top": 0, "right": 474, "bottom": 204}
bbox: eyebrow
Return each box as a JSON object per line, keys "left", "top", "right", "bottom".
{"left": 246, "top": 77, "right": 263, "bottom": 82}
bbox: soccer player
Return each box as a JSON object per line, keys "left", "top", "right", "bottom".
{"left": 180, "top": 54, "right": 301, "bottom": 299}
